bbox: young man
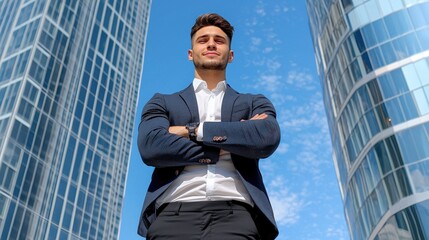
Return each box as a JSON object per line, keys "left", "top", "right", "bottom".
{"left": 137, "top": 13, "right": 281, "bottom": 239}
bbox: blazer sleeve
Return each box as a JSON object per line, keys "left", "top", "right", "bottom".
{"left": 137, "top": 93, "right": 219, "bottom": 168}
{"left": 202, "top": 94, "right": 281, "bottom": 159}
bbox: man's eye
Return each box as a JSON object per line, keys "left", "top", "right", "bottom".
{"left": 214, "top": 38, "right": 226, "bottom": 44}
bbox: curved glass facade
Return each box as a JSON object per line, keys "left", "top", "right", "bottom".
{"left": 306, "top": 0, "right": 429, "bottom": 239}
{"left": 0, "top": 0, "right": 150, "bottom": 239}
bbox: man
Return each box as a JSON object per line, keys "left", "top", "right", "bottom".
{"left": 137, "top": 13, "right": 281, "bottom": 239}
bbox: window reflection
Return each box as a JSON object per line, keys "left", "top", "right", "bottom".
{"left": 340, "top": 58, "right": 429, "bottom": 165}
{"left": 413, "top": 89, "right": 429, "bottom": 115}
{"left": 350, "top": 123, "right": 429, "bottom": 239}
{"left": 385, "top": 10, "right": 413, "bottom": 38}
{"left": 378, "top": 69, "right": 408, "bottom": 100}
{"left": 372, "top": 18, "right": 389, "bottom": 44}
{"left": 408, "top": 3, "right": 429, "bottom": 30}
{"left": 376, "top": 200, "right": 429, "bottom": 239}
{"left": 368, "top": 47, "right": 385, "bottom": 69}
{"left": 377, "top": 213, "right": 413, "bottom": 240}
{"left": 392, "top": 34, "right": 420, "bottom": 59}
{"left": 409, "top": 161, "right": 429, "bottom": 193}
{"left": 395, "top": 168, "right": 412, "bottom": 198}
{"left": 417, "top": 28, "right": 429, "bottom": 50}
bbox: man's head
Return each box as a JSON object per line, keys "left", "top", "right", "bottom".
{"left": 188, "top": 13, "right": 235, "bottom": 72}
{"left": 190, "top": 13, "right": 234, "bottom": 45}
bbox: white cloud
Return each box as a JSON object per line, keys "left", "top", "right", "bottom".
{"left": 262, "top": 74, "right": 282, "bottom": 91}
{"left": 287, "top": 146, "right": 328, "bottom": 178}
{"left": 286, "top": 70, "right": 316, "bottom": 90}
{"left": 273, "top": 90, "right": 334, "bottom": 182}
{"left": 251, "top": 37, "right": 262, "bottom": 47}
{"left": 255, "top": 6, "right": 266, "bottom": 17}
{"left": 279, "top": 93, "right": 328, "bottom": 131}
{"left": 245, "top": 17, "right": 259, "bottom": 27}
{"left": 249, "top": 37, "right": 262, "bottom": 53}
{"left": 326, "top": 226, "right": 349, "bottom": 239}
{"left": 282, "top": 7, "right": 291, "bottom": 13}
{"left": 267, "top": 59, "right": 282, "bottom": 71}
{"left": 276, "top": 142, "right": 289, "bottom": 154}
{"left": 255, "top": 0, "right": 295, "bottom": 17}
{"left": 263, "top": 47, "right": 273, "bottom": 54}
{"left": 267, "top": 176, "right": 305, "bottom": 225}
{"left": 270, "top": 92, "right": 296, "bottom": 105}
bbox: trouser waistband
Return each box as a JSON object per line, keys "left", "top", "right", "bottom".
{"left": 157, "top": 200, "right": 253, "bottom": 215}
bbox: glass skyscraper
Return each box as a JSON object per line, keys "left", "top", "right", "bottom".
{"left": 0, "top": 0, "right": 150, "bottom": 239}
{"left": 306, "top": 0, "right": 429, "bottom": 239}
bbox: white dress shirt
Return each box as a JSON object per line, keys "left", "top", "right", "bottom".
{"left": 156, "top": 78, "right": 253, "bottom": 207}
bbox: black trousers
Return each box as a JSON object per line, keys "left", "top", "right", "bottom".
{"left": 146, "top": 201, "right": 261, "bottom": 240}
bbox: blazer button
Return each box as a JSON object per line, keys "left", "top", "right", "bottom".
{"left": 212, "top": 136, "right": 227, "bottom": 142}
{"left": 199, "top": 159, "right": 211, "bottom": 164}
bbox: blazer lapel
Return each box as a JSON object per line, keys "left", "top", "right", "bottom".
{"left": 179, "top": 84, "right": 200, "bottom": 122}
{"left": 221, "top": 85, "right": 239, "bottom": 122}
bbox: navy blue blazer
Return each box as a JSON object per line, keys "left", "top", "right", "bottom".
{"left": 137, "top": 84, "right": 281, "bottom": 239}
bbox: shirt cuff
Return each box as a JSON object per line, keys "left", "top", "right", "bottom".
{"left": 196, "top": 122, "right": 204, "bottom": 141}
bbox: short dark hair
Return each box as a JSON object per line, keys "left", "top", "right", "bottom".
{"left": 190, "top": 13, "right": 234, "bottom": 43}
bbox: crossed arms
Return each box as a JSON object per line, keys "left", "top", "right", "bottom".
{"left": 137, "top": 93, "right": 281, "bottom": 168}
{"left": 168, "top": 113, "right": 268, "bottom": 138}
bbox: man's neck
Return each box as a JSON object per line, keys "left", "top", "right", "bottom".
{"left": 194, "top": 69, "right": 226, "bottom": 90}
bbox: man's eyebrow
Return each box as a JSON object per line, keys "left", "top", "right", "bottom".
{"left": 195, "top": 34, "right": 227, "bottom": 39}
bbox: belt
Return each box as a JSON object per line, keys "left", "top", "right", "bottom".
{"left": 157, "top": 200, "right": 253, "bottom": 215}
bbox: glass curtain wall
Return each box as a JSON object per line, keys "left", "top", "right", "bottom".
{"left": 0, "top": 0, "right": 151, "bottom": 239}
{"left": 306, "top": 0, "right": 429, "bottom": 239}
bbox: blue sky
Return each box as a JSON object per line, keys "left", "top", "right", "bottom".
{"left": 120, "top": 1, "right": 350, "bottom": 239}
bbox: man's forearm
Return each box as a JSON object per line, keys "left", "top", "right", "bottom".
{"left": 138, "top": 118, "right": 210, "bottom": 167}
{"left": 168, "top": 113, "right": 266, "bottom": 139}
{"left": 202, "top": 116, "right": 280, "bottom": 159}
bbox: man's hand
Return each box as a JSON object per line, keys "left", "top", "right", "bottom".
{"left": 250, "top": 113, "right": 268, "bottom": 120}
{"left": 169, "top": 126, "right": 188, "bottom": 138}
{"left": 242, "top": 113, "right": 268, "bottom": 121}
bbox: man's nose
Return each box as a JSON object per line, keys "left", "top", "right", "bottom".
{"left": 207, "top": 39, "right": 216, "bottom": 49}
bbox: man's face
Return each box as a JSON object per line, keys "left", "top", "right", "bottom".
{"left": 188, "top": 26, "right": 234, "bottom": 71}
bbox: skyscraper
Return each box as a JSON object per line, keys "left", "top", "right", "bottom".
{"left": 306, "top": 0, "right": 429, "bottom": 239}
{"left": 0, "top": 0, "right": 150, "bottom": 239}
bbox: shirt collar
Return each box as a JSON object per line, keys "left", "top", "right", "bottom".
{"left": 192, "top": 78, "right": 226, "bottom": 93}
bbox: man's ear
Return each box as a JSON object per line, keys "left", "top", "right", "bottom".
{"left": 188, "top": 49, "right": 193, "bottom": 61}
{"left": 228, "top": 50, "right": 234, "bottom": 63}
